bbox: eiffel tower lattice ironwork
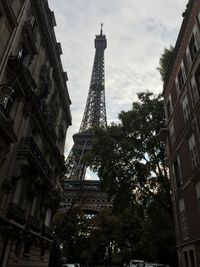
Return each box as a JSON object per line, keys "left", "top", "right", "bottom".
{"left": 61, "top": 26, "right": 112, "bottom": 214}
{"left": 65, "top": 24, "right": 107, "bottom": 182}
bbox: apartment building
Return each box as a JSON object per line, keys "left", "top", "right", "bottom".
{"left": 163, "top": 0, "right": 200, "bottom": 266}
{"left": 0, "top": 0, "right": 71, "bottom": 266}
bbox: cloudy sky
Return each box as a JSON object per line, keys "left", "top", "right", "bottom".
{"left": 48, "top": 0, "right": 188, "bottom": 157}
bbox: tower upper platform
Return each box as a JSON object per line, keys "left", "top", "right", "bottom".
{"left": 95, "top": 24, "right": 107, "bottom": 50}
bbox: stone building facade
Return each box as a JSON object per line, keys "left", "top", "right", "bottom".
{"left": 0, "top": 0, "right": 71, "bottom": 266}
{"left": 162, "top": 0, "right": 200, "bottom": 266}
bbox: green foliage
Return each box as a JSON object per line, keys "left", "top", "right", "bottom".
{"left": 157, "top": 45, "right": 174, "bottom": 82}
{"left": 55, "top": 92, "right": 177, "bottom": 266}
{"left": 85, "top": 92, "right": 177, "bottom": 265}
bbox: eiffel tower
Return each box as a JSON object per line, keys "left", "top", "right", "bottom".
{"left": 60, "top": 25, "right": 112, "bottom": 214}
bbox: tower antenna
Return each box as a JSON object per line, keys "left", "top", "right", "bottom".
{"left": 100, "top": 23, "right": 103, "bottom": 35}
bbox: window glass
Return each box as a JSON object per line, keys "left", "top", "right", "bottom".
{"left": 189, "top": 250, "right": 196, "bottom": 267}
{"left": 189, "top": 34, "right": 198, "bottom": 61}
{"left": 169, "top": 120, "right": 175, "bottom": 145}
{"left": 172, "top": 155, "right": 182, "bottom": 188}
{"left": 189, "top": 134, "right": 199, "bottom": 169}
{"left": 182, "top": 95, "right": 190, "bottom": 122}
{"left": 166, "top": 94, "right": 173, "bottom": 119}
{"left": 178, "top": 68, "right": 184, "bottom": 89}
{"left": 186, "top": 47, "right": 192, "bottom": 68}
{"left": 179, "top": 198, "right": 189, "bottom": 240}
{"left": 195, "top": 181, "right": 200, "bottom": 209}
{"left": 191, "top": 76, "right": 199, "bottom": 105}
{"left": 189, "top": 25, "right": 200, "bottom": 63}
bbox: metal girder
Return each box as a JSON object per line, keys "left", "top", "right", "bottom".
{"left": 64, "top": 28, "right": 107, "bottom": 182}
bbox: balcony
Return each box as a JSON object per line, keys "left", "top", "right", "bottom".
{"left": 6, "top": 202, "right": 26, "bottom": 225}
{"left": 27, "top": 215, "right": 41, "bottom": 233}
{"left": 42, "top": 224, "right": 53, "bottom": 239}
{"left": 17, "top": 136, "right": 54, "bottom": 185}
{"left": 53, "top": 181, "right": 64, "bottom": 199}
{"left": 0, "top": 104, "right": 16, "bottom": 143}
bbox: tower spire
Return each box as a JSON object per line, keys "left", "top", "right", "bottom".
{"left": 100, "top": 23, "right": 103, "bottom": 35}
{"left": 65, "top": 29, "right": 107, "bottom": 181}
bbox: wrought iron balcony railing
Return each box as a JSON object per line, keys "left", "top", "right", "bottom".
{"left": 6, "top": 202, "right": 26, "bottom": 225}
{"left": 42, "top": 224, "right": 53, "bottom": 239}
{"left": 27, "top": 215, "right": 41, "bottom": 233}
{"left": 18, "top": 136, "right": 53, "bottom": 184}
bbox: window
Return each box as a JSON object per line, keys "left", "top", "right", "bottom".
{"left": 0, "top": 10, "right": 5, "bottom": 34}
{"left": 18, "top": 45, "right": 30, "bottom": 67}
{"left": 184, "top": 251, "right": 189, "bottom": 267}
{"left": 172, "top": 156, "right": 182, "bottom": 188}
{"left": 198, "top": 10, "right": 200, "bottom": 25}
{"left": 186, "top": 47, "right": 192, "bottom": 68}
{"left": 195, "top": 63, "right": 200, "bottom": 88}
{"left": 179, "top": 198, "right": 189, "bottom": 240}
{"left": 182, "top": 95, "right": 190, "bottom": 122}
{"left": 44, "top": 208, "right": 51, "bottom": 227}
{"left": 178, "top": 61, "right": 186, "bottom": 89}
{"left": 166, "top": 94, "right": 173, "bottom": 119}
{"left": 169, "top": 120, "right": 175, "bottom": 145}
{"left": 178, "top": 68, "right": 184, "bottom": 89}
{"left": 30, "top": 14, "right": 37, "bottom": 36}
{"left": 30, "top": 15, "right": 36, "bottom": 28}
{"left": 189, "top": 25, "right": 200, "bottom": 62}
{"left": 183, "top": 249, "right": 197, "bottom": 267}
{"left": 189, "top": 250, "right": 196, "bottom": 267}
{"left": 190, "top": 75, "right": 199, "bottom": 105}
{"left": 189, "top": 34, "right": 197, "bottom": 61}
{"left": 30, "top": 196, "right": 37, "bottom": 216}
{"left": 175, "top": 77, "right": 180, "bottom": 95}
{"left": 189, "top": 134, "right": 199, "bottom": 169}
{"left": 0, "top": 85, "right": 14, "bottom": 111}
{"left": 183, "top": 54, "right": 189, "bottom": 76}
{"left": 195, "top": 181, "right": 200, "bottom": 210}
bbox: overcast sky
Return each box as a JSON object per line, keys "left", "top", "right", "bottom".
{"left": 48, "top": 0, "right": 188, "bottom": 157}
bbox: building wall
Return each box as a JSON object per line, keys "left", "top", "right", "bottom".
{"left": 0, "top": 0, "right": 71, "bottom": 266}
{"left": 163, "top": 0, "right": 200, "bottom": 266}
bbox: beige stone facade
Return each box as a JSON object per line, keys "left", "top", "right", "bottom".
{"left": 0, "top": 0, "right": 71, "bottom": 266}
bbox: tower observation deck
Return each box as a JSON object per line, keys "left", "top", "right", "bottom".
{"left": 60, "top": 26, "right": 112, "bottom": 214}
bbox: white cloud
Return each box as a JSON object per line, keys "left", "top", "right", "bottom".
{"left": 48, "top": 0, "right": 188, "bottom": 157}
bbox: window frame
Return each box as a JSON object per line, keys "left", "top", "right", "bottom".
{"left": 169, "top": 119, "right": 175, "bottom": 145}
{"left": 181, "top": 94, "right": 190, "bottom": 122}
{"left": 188, "top": 134, "right": 199, "bottom": 169}
{"left": 172, "top": 155, "right": 183, "bottom": 189}
{"left": 190, "top": 75, "right": 199, "bottom": 106}
{"left": 195, "top": 181, "right": 200, "bottom": 210}
{"left": 179, "top": 198, "right": 189, "bottom": 240}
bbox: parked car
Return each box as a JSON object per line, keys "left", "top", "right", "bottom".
{"left": 62, "top": 263, "right": 80, "bottom": 267}
{"left": 129, "top": 260, "right": 170, "bottom": 267}
{"left": 129, "top": 260, "right": 146, "bottom": 267}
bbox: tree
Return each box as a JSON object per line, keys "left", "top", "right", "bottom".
{"left": 157, "top": 45, "right": 174, "bottom": 82}
{"left": 86, "top": 92, "right": 177, "bottom": 265}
